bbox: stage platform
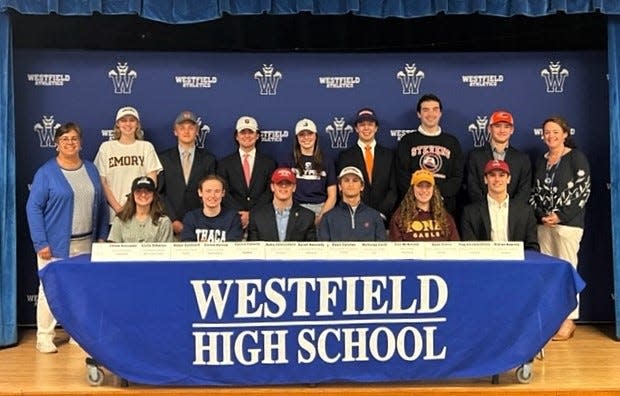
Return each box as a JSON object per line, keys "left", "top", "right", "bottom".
{"left": 0, "top": 325, "right": 618, "bottom": 396}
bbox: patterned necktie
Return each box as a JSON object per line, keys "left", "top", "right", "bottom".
{"left": 242, "top": 153, "right": 251, "bottom": 187}
{"left": 364, "top": 145, "right": 373, "bottom": 183}
{"left": 182, "top": 150, "right": 191, "bottom": 184}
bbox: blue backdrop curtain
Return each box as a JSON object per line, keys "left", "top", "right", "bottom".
{"left": 1, "top": 0, "right": 620, "bottom": 346}
{"left": 0, "top": 11, "right": 16, "bottom": 347}
{"left": 608, "top": 16, "right": 620, "bottom": 340}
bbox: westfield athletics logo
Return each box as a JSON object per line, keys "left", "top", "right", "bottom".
{"left": 468, "top": 116, "right": 490, "bottom": 148}
{"left": 254, "top": 64, "right": 282, "bottom": 95}
{"left": 108, "top": 62, "right": 138, "bottom": 94}
{"left": 396, "top": 64, "right": 425, "bottom": 94}
{"left": 325, "top": 118, "right": 354, "bottom": 149}
{"left": 540, "top": 62, "right": 569, "bottom": 93}
{"left": 196, "top": 118, "right": 211, "bottom": 149}
{"left": 34, "top": 116, "right": 61, "bottom": 148}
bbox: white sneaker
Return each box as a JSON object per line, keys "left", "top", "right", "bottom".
{"left": 36, "top": 341, "right": 58, "bottom": 354}
{"left": 68, "top": 337, "right": 79, "bottom": 346}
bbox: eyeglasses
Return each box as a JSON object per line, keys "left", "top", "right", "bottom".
{"left": 58, "top": 137, "right": 80, "bottom": 144}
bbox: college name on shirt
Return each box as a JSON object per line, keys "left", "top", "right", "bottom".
{"left": 195, "top": 229, "right": 227, "bottom": 242}
{"left": 108, "top": 155, "right": 145, "bottom": 168}
{"left": 293, "top": 165, "right": 326, "bottom": 180}
{"left": 410, "top": 145, "right": 451, "bottom": 159}
{"left": 406, "top": 219, "right": 444, "bottom": 239}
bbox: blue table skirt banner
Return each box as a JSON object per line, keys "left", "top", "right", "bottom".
{"left": 40, "top": 252, "right": 584, "bottom": 386}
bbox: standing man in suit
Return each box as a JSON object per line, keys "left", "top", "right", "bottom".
{"left": 461, "top": 159, "right": 539, "bottom": 250}
{"left": 217, "top": 116, "right": 276, "bottom": 229}
{"left": 337, "top": 107, "right": 398, "bottom": 223}
{"left": 248, "top": 168, "right": 316, "bottom": 241}
{"left": 466, "top": 110, "right": 532, "bottom": 204}
{"left": 396, "top": 94, "right": 464, "bottom": 215}
{"left": 157, "top": 110, "right": 216, "bottom": 238}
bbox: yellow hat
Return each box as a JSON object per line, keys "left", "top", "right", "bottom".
{"left": 411, "top": 169, "right": 435, "bottom": 186}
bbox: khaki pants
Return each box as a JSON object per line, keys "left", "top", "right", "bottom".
{"left": 36, "top": 238, "right": 92, "bottom": 344}
{"left": 537, "top": 224, "right": 583, "bottom": 320}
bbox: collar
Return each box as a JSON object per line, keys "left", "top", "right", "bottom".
{"left": 417, "top": 125, "right": 442, "bottom": 137}
{"left": 357, "top": 140, "right": 376, "bottom": 150}
{"left": 491, "top": 142, "right": 509, "bottom": 154}
{"left": 487, "top": 194, "right": 509, "bottom": 208}
{"left": 273, "top": 203, "right": 292, "bottom": 215}
{"left": 239, "top": 148, "right": 257, "bottom": 158}
{"left": 178, "top": 145, "right": 196, "bottom": 156}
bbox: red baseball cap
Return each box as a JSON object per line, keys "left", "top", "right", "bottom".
{"left": 271, "top": 168, "right": 296, "bottom": 184}
{"left": 484, "top": 159, "right": 511, "bottom": 175}
{"left": 489, "top": 111, "right": 514, "bottom": 126}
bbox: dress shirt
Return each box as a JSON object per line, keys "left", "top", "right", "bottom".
{"left": 487, "top": 194, "right": 509, "bottom": 241}
{"left": 274, "top": 205, "right": 291, "bottom": 241}
{"left": 239, "top": 148, "right": 256, "bottom": 175}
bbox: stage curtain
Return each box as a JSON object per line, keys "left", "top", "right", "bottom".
{"left": 608, "top": 16, "right": 620, "bottom": 340}
{"left": 1, "top": 1, "right": 620, "bottom": 23}
{"left": 0, "top": 11, "right": 16, "bottom": 347}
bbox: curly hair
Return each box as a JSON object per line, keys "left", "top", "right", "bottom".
{"left": 397, "top": 184, "right": 451, "bottom": 235}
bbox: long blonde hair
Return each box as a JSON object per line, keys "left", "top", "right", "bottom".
{"left": 397, "top": 184, "right": 450, "bottom": 235}
{"left": 112, "top": 121, "right": 144, "bottom": 140}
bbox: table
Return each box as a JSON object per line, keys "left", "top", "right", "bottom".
{"left": 40, "top": 251, "right": 584, "bottom": 386}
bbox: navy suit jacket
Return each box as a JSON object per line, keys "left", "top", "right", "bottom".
{"left": 157, "top": 147, "right": 216, "bottom": 222}
{"left": 247, "top": 202, "right": 317, "bottom": 241}
{"left": 466, "top": 143, "right": 532, "bottom": 204}
{"left": 337, "top": 143, "right": 398, "bottom": 219}
{"left": 460, "top": 197, "right": 540, "bottom": 251}
{"left": 217, "top": 151, "right": 276, "bottom": 211}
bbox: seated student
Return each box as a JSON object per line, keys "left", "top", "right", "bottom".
{"left": 248, "top": 168, "right": 316, "bottom": 241}
{"left": 181, "top": 175, "right": 243, "bottom": 242}
{"left": 108, "top": 176, "right": 173, "bottom": 243}
{"left": 461, "top": 160, "right": 539, "bottom": 250}
{"left": 318, "top": 166, "right": 386, "bottom": 241}
{"left": 389, "top": 169, "right": 459, "bottom": 241}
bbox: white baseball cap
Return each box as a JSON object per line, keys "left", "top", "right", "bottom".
{"left": 235, "top": 116, "right": 258, "bottom": 132}
{"left": 338, "top": 166, "right": 365, "bottom": 183}
{"left": 115, "top": 106, "right": 140, "bottom": 122}
{"left": 295, "top": 118, "right": 317, "bottom": 135}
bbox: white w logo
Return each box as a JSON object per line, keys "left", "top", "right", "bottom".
{"left": 468, "top": 116, "right": 489, "bottom": 148}
{"left": 34, "top": 116, "right": 61, "bottom": 148}
{"left": 325, "top": 118, "right": 353, "bottom": 149}
{"left": 254, "top": 64, "right": 282, "bottom": 95}
{"left": 396, "top": 64, "right": 425, "bottom": 94}
{"left": 196, "top": 120, "right": 211, "bottom": 149}
{"left": 108, "top": 62, "right": 138, "bottom": 94}
{"left": 540, "top": 62, "right": 569, "bottom": 93}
